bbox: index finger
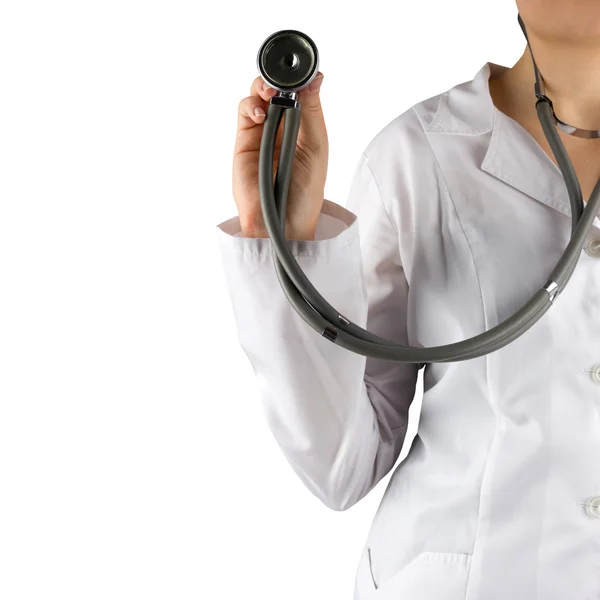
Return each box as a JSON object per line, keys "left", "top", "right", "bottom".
{"left": 250, "top": 75, "right": 278, "bottom": 102}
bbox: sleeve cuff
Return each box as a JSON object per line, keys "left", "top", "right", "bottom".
{"left": 214, "top": 199, "right": 359, "bottom": 258}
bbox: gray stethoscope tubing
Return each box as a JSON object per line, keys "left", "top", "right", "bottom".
{"left": 256, "top": 31, "right": 600, "bottom": 365}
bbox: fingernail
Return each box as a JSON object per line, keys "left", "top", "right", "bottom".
{"left": 309, "top": 75, "right": 323, "bottom": 92}
{"left": 254, "top": 107, "right": 266, "bottom": 118}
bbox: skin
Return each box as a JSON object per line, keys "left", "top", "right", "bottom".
{"left": 488, "top": 0, "right": 600, "bottom": 203}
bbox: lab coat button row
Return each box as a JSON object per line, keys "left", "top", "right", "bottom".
{"left": 590, "top": 364, "right": 600, "bottom": 384}
{"left": 584, "top": 237, "right": 600, "bottom": 257}
{"left": 584, "top": 496, "right": 600, "bottom": 519}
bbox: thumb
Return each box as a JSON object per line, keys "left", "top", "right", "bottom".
{"left": 296, "top": 72, "right": 325, "bottom": 141}
{"left": 302, "top": 72, "right": 324, "bottom": 109}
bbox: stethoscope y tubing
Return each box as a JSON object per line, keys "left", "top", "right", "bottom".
{"left": 258, "top": 93, "right": 600, "bottom": 365}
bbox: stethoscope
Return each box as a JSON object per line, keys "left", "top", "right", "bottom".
{"left": 254, "top": 13, "right": 600, "bottom": 365}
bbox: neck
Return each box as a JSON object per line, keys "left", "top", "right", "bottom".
{"left": 500, "top": 39, "right": 600, "bottom": 131}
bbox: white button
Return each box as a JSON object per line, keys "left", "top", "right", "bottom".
{"left": 584, "top": 496, "right": 600, "bottom": 519}
{"left": 584, "top": 237, "right": 600, "bottom": 257}
{"left": 590, "top": 364, "right": 600, "bottom": 384}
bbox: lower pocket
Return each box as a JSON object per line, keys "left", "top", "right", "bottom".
{"left": 355, "top": 546, "right": 472, "bottom": 600}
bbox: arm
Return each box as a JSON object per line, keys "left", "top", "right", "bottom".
{"left": 214, "top": 151, "right": 419, "bottom": 511}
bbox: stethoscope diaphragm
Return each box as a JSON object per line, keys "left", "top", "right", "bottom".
{"left": 256, "top": 30, "right": 319, "bottom": 93}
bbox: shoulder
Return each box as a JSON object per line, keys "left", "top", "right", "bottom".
{"left": 360, "top": 91, "right": 445, "bottom": 196}
{"left": 361, "top": 91, "right": 444, "bottom": 179}
{"left": 356, "top": 91, "right": 453, "bottom": 250}
{"left": 362, "top": 62, "right": 494, "bottom": 166}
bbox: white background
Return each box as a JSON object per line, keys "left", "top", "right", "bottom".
{"left": 0, "top": 1, "right": 524, "bottom": 598}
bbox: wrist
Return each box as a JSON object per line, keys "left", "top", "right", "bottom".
{"left": 240, "top": 225, "right": 316, "bottom": 241}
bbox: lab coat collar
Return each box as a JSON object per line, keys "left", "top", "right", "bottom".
{"left": 425, "top": 61, "right": 599, "bottom": 225}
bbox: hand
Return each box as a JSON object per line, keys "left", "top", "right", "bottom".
{"left": 232, "top": 72, "right": 328, "bottom": 239}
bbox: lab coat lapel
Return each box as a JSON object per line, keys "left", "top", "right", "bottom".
{"left": 480, "top": 103, "right": 577, "bottom": 223}
{"left": 478, "top": 63, "right": 600, "bottom": 228}
{"left": 435, "top": 61, "right": 598, "bottom": 227}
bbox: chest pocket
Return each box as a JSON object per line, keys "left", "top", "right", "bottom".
{"left": 354, "top": 545, "right": 472, "bottom": 600}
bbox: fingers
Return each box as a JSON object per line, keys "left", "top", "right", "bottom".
{"left": 250, "top": 74, "right": 278, "bottom": 102}
{"left": 237, "top": 96, "right": 267, "bottom": 132}
{"left": 237, "top": 76, "right": 279, "bottom": 132}
{"left": 235, "top": 71, "right": 326, "bottom": 152}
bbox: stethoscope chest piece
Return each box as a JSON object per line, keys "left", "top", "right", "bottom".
{"left": 256, "top": 30, "right": 319, "bottom": 94}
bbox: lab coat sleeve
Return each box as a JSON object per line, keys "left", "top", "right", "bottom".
{"left": 214, "top": 151, "right": 419, "bottom": 511}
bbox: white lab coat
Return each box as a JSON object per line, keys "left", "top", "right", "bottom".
{"left": 215, "top": 61, "right": 600, "bottom": 600}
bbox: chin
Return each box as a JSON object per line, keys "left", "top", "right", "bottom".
{"left": 517, "top": 0, "right": 600, "bottom": 42}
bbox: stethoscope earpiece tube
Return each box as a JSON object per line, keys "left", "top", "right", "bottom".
{"left": 257, "top": 31, "right": 600, "bottom": 365}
